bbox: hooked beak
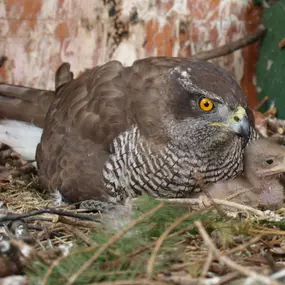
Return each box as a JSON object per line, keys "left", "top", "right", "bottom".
{"left": 228, "top": 106, "right": 250, "bottom": 148}
{"left": 212, "top": 105, "right": 250, "bottom": 148}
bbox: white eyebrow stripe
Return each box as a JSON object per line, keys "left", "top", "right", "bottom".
{"left": 178, "top": 77, "right": 223, "bottom": 102}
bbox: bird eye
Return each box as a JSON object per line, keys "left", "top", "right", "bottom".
{"left": 266, "top": 158, "right": 274, "bottom": 165}
{"left": 199, "top": 98, "right": 214, "bottom": 112}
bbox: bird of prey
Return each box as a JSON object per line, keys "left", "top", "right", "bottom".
{"left": 0, "top": 57, "right": 256, "bottom": 209}
{"left": 199, "top": 138, "right": 285, "bottom": 209}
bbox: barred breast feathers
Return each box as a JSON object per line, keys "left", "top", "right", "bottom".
{"left": 102, "top": 125, "right": 243, "bottom": 202}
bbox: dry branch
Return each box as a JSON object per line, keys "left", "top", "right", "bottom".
{"left": 193, "top": 25, "right": 266, "bottom": 61}
{"left": 0, "top": 208, "right": 101, "bottom": 223}
{"left": 195, "top": 220, "right": 282, "bottom": 285}
{"left": 161, "top": 197, "right": 265, "bottom": 217}
{"left": 88, "top": 279, "right": 168, "bottom": 285}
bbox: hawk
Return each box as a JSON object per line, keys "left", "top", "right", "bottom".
{"left": 0, "top": 57, "right": 256, "bottom": 208}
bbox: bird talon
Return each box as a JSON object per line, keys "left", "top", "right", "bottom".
{"left": 198, "top": 195, "right": 211, "bottom": 209}
{"left": 79, "top": 200, "right": 116, "bottom": 212}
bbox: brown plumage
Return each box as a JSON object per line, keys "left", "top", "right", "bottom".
{"left": 0, "top": 57, "right": 257, "bottom": 209}
{"left": 200, "top": 138, "right": 285, "bottom": 209}
{"left": 0, "top": 63, "right": 73, "bottom": 128}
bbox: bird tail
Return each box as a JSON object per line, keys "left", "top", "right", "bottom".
{"left": 0, "top": 84, "right": 56, "bottom": 128}
{"left": 0, "top": 62, "right": 73, "bottom": 128}
{"left": 0, "top": 62, "right": 74, "bottom": 160}
{"left": 0, "top": 119, "right": 43, "bottom": 161}
{"left": 0, "top": 83, "right": 52, "bottom": 161}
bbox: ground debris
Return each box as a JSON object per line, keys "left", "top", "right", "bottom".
{"left": 253, "top": 104, "right": 285, "bottom": 139}
{"left": 1, "top": 109, "right": 285, "bottom": 284}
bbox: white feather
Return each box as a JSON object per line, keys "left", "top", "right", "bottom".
{"left": 51, "top": 189, "right": 67, "bottom": 206}
{"left": 0, "top": 119, "right": 43, "bottom": 161}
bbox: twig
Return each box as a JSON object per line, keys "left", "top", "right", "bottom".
{"left": 264, "top": 107, "right": 277, "bottom": 117}
{"left": 255, "top": 96, "right": 269, "bottom": 110}
{"left": 88, "top": 279, "right": 168, "bottom": 285}
{"left": 225, "top": 234, "right": 263, "bottom": 255}
{"left": 64, "top": 225, "right": 96, "bottom": 246}
{"left": 162, "top": 272, "right": 240, "bottom": 285}
{"left": 67, "top": 202, "right": 164, "bottom": 285}
{"left": 250, "top": 229, "right": 285, "bottom": 235}
{"left": 223, "top": 187, "right": 254, "bottom": 201}
{"left": 159, "top": 274, "right": 206, "bottom": 285}
{"left": 193, "top": 26, "right": 266, "bottom": 61}
{"left": 147, "top": 211, "right": 196, "bottom": 279}
{"left": 0, "top": 208, "right": 101, "bottom": 223}
{"left": 57, "top": 216, "right": 99, "bottom": 229}
{"left": 195, "top": 171, "right": 227, "bottom": 219}
{"left": 195, "top": 220, "right": 282, "bottom": 285}
{"left": 270, "top": 269, "right": 285, "bottom": 281}
{"left": 217, "top": 272, "right": 241, "bottom": 285}
{"left": 161, "top": 198, "right": 265, "bottom": 217}
{"left": 201, "top": 250, "right": 213, "bottom": 277}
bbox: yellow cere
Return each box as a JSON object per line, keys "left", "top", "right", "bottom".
{"left": 199, "top": 98, "right": 214, "bottom": 112}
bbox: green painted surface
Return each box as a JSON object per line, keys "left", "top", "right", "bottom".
{"left": 256, "top": 0, "right": 285, "bottom": 118}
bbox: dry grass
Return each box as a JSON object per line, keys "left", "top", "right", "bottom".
{"left": 1, "top": 110, "right": 285, "bottom": 284}
{"left": 1, "top": 174, "right": 285, "bottom": 285}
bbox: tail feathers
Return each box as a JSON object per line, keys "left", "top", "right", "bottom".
{"left": 0, "top": 84, "right": 56, "bottom": 128}
{"left": 0, "top": 62, "right": 73, "bottom": 128}
{"left": 0, "top": 119, "right": 43, "bottom": 161}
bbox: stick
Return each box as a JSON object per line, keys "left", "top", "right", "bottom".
{"left": 195, "top": 220, "right": 282, "bottom": 285}
{"left": 226, "top": 234, "right": 263, "bottom": 255}
{"left": 88, "top": 280, "right": 168, "bottom": 285}
{"left": 255, "top": 96, "right": 269, "bottom": 110}
{"left": 57, "top": 216, "right": 99, "bottom": 229}
{"left": 201, "top": 250, "right": 213, "bottom": 277}
{"left": 193, "top": 26, "right": 266, "bottom": 61}
{"left": 0, "top": 208, "right": 101, "bottom": 223}
{"left": 160, "top": 198, "right": 265, "bottom": 217}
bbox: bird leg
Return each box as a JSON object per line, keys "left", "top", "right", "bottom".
{"left": 79, "top": 198, "right": 135, "bottom": 230}
{"left": 79, "top": 200, "right": 118, "bottom": 212}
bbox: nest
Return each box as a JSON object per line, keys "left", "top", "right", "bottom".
{"left": 1, "top": 107, "right": 285, "bottom": 285}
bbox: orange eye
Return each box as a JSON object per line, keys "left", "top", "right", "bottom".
{"left": 199, "top": 98, "right": 214, "bottom": 112}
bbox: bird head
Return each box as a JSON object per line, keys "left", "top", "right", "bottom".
{"left": 162, "top": 60, "right": 253, "bottom": 154}
{"left": 244, "top": 139, "right": 285, "bottom": 208}
{"left": 245, "top": 139, "right": 285, "bottom": 180}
